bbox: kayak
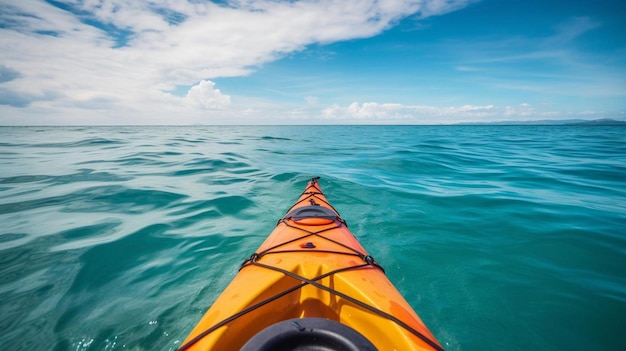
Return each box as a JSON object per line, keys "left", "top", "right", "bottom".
{"left": 179, "top": 177, "right": 443, "bottom": 351}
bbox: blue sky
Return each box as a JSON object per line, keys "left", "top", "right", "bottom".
{"left": 0, "top": 0, "right": 624, "bottom": 125}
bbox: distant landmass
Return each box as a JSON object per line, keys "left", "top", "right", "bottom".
{"left": 455, "top": 118, "right": 626, "bottom": 126}
{"left": 565, "top": 118, "right": 626, "bottom": 126}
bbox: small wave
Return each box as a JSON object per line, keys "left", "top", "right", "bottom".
{"left": 169, "top": 158, "right": 254, "bottom": 176}
{"left": 169, "top": 196, "right": 254, "bottom": 216}
{"left": 260, "top": 136, "right": 292, "bottom": 141}
{"left": 0, "top": 170, "right": 131, "bottom": 185}
{"left": 30, "top": 137, "right": 125, "bottom": 148}
{"left": 0, "top": 174, "right": 53, "bottom": 184}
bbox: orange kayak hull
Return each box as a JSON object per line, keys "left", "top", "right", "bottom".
{"left": 179, "top": 177, "right": 442, "bottom": 350}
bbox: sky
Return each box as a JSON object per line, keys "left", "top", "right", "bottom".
{"left": 0, "top": 0, "right": 625, "bottom": 125}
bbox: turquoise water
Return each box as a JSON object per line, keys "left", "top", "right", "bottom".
{"left": 1, "top": 125, "right": 625, "bottom": 351}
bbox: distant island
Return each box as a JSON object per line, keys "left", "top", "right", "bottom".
{"left": 455, "top": 118, "right": 626, "bottom": 126}
{"left": 565, "top": 118, "right": 626, "bottom": 126}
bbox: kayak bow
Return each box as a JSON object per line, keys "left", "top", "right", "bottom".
{"left": 179, "top": 177, "right": 443, "bottom": 351}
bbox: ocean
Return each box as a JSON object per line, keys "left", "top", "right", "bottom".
{"left": 0, "top": 125, "right": 624, "bottom": 351}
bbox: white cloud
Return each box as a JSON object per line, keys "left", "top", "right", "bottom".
{"left": 318, "top": 100, "right": 621, "bottom": 125}
{"left": 182, "top": 80, "right": 231, "bottom": 110}
{"left": 323, "top": 102, "right": 495, "bottom": 122}
{"left": 504, "top": 102, "right": 534, "bottom": 116}
{"left": 419, "top": 0, "right": 479, "bottom": 18}
{"left": 0, "top": 0, "right": 476, "bottom": 124}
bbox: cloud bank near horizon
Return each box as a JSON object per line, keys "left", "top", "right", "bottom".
{"left": 320, "top": 102, "right": 587, "bottom": 124}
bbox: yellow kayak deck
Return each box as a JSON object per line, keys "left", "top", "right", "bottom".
{"left": 179, "top": 177, "right": 443, "bottom": 351}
